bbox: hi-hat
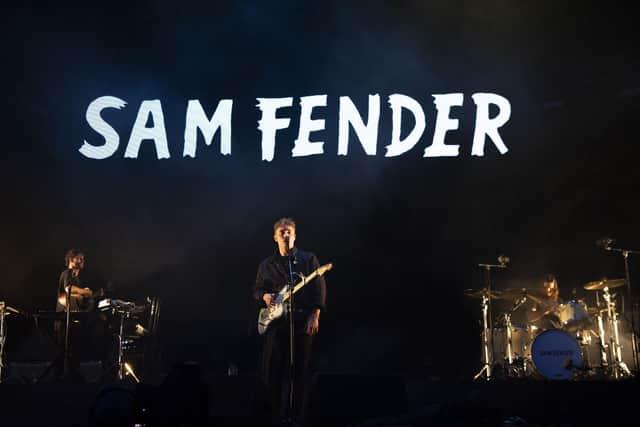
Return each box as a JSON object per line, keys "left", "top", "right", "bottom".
{"left": 464, "top": 288, "right": 502, "bottom": 299}
{"left": 583, "top": 278, "right": 625, "bottom": 291}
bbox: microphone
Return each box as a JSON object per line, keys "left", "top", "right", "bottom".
{"left": 498, "top": 255, "right": 510, "bottom": 266}
{"left": 284, "top": 235, "right": 292, "bottom": 256}
{"left": 595, "top": 237, "right": 614, "bottom": 250}
{"left": 5, "top": 306, "right": 21, "bottom": 315}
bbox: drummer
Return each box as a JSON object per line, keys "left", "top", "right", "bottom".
{"left": 527, "top": 274, "right": 563, "bottom": 331}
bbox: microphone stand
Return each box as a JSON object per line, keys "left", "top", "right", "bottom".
{"left": 604, "top": 243, "right": 640, "bottom": 374}
{"left": 474, "top": 259, "right": 508, "bottom": 381}
{"left": 63, "top": 284, "right": 72, "bottom": 379}
{"left": 285, "top": 245, "right": 296, "bottom": 425}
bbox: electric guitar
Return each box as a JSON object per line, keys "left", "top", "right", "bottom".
{"left": 257, "top": 263, "right": 333, "bottom": 335}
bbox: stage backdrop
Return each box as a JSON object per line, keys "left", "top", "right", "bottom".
{"left": 3, "top": 1, "right": 640, "bottom": 379}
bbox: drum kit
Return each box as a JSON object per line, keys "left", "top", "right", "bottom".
{"left": 467, "top": 277, "right": 637, "bottom": 381}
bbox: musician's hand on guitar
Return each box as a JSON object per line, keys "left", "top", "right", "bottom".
{"left": 263, "top": 293, "right": 276, "bottom": 307}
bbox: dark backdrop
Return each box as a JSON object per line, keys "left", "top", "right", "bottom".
{"left": 2, "top": 1, "right": 640, "bottom": 380}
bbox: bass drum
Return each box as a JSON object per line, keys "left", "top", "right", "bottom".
{"left": 530, "top": 329, "right": 583, "bottom": 380}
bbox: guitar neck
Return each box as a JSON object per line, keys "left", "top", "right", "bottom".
{"left": 281, "top": 270, "right": 321, "bottom": 303}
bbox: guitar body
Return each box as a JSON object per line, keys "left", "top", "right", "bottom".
{"left": 257, "top": 263, "right": 333, "bottom": 335}
{"left": 257, "top": 285, "right": 290, "bottom": 335}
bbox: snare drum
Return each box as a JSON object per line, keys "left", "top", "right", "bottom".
{"left": 530, "top": 328, "right": 583, "bottom": 380}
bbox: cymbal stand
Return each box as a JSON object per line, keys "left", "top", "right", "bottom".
{"left": 113, "top": 308, "right": 140, "bottom": 382}
{"left": 0, "top": 302, "right": 6, "bottom": 383}
{"left": 116, "top": 309, "right": 126, "bottom": 380}
{"left": 603, "top": 243, "right": 640, "bottom": 374}
{"left": 594, "top": 292, "right": 609, "bottom": 371}
{"left": 473, "top": 293, "right": 492, "bottom": 381}
{"left": 63, "top": 285, "right": 72, "bottom": 378}
{"left": 505, "top": 295, "right": 527, "bottom": 377}
{"left": 602, "top": 287, "right": 632, "bottom": 378}
{"left": 473, "top": 258, "right": 508, "bottom": 381}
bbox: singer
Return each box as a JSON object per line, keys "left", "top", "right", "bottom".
{"left": 57, "top": 249, "right": 95, "bottom": 312}
{"left": 55, "top": 249, "right": 109, "bottom": 379}
{"left": 252, "top": 217, "right": 327, "bottom": 426}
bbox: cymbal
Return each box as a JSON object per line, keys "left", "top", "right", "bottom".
{"left": 464, "top": 288, "right": 502, "bottom": 299}
{"left": 499, "top": 288, "right": 547, "bottom": 303}
{"left": 527, "top": 306, "right": 558, "bottom": 323}
{"left": 583, "top": 278, "right": 625, "bottom": 291}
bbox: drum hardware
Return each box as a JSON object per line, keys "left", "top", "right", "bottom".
{"left": 500, "top": 295, "right": 531, "bottom": 378}
{"left": 472, "top": 291, "right": 493, "bottom": 381}
{"left": 576, "top": 329, "right": 594, "bottom": 369}
{"left": 97, "top": 296, "right": 160, "bottom": 383}
{"left": 594, "top": 307, "right": 610, "bottom": 371}
{"left": 0, "top": 302, "right": 6, "bottom": 383}
{"left": 601, "top": 287, "right": 632, "bottom": 378}
{"left": 465, "top": 288, "right": 501, "bottom": 380}
{"left": 123, "top": 361, "right": 140, "bottom": 383}
{"left": 464, "top": 288, "right": 502, "bottom": 299}
{"left": 596, "top": 240, "right": 640, "bottom": 375}
{"left": 472, "top": 255, "right": 509, "bottom": 381}
{"left": 98, "top": 298, "right": 144, "bottom": 314}
{"left": 109, "top": 307, "right": 141, "bottom": 382}
{"left": 98, "top": 299, "right": 143, "bottom": 383}
{"left": 0, "top": 303, "right": 21, "bottom": 382}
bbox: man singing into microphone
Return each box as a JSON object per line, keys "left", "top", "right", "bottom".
{"left": 57, "top": 249, "right": 94, "bottom": 313}
{"left": 253, "top": 217, "right": 327, "bottom": 426}
{"left": 55, "top": 249, "right": 108, "bottom": 377}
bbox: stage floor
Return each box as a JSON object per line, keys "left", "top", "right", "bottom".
{"left": 0, "top": 374, "right": 638, "bottom": 426}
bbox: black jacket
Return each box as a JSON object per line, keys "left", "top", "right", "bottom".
{"left": 253, "top": 247, "right": 327, "bottom": 314}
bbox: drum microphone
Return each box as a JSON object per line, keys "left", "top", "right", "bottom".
{"left": 595, "top": 237, "right": 614, "bottom": 250}
{"left": 498, "top": 255, "right": 510, "bottom": 266}
{"left": 5, "top": 306, "right": 21, "bottom": 315}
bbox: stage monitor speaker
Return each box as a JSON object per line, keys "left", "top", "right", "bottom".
{"left": 309, "top": 373, "right": 407, "bottom": 424}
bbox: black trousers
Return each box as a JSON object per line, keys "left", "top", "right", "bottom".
{"left": 260, "top": 315, "right": 314, "bottom": 424}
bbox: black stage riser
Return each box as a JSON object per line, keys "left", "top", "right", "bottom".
{"left": 0, "top": 376, "right": 638, "bottom": 426}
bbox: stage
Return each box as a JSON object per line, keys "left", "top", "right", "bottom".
{"left": 3, "top": 2, "right": 640, "bottom": 427}
{"left": 0, "top": 373, "right": 637, "bottom": 426}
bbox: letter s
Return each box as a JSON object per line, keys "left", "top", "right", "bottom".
{"left": 79, "top": 96, "right": 127, "bottom": 159}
